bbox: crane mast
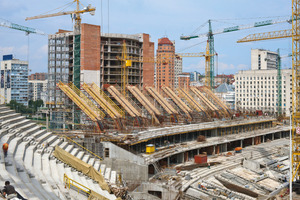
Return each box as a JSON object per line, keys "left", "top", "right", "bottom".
{"left": 292, "top": 0, "right": 300, "bottom": 181}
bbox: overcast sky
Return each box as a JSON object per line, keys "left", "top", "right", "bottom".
{"left": 0, "top": 0, "right": 291, "bottom": 75}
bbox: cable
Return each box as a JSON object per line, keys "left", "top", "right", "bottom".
{"left": 176, "top": 41, "right": 206, "bottom": 53}
{"left": 106, "top": 0, "right": 109, "bottom": 33}
{"left": 27, "top": 34, "right": 30, "bottom": 63}
{"left": 101, "top": 0, "right": 103, "bottom": 33}
{"left": 190, "top": 21, "right": 208, "bottom": 36}
{"left": 211, "top": 15, "right": 290, "bottom": 21}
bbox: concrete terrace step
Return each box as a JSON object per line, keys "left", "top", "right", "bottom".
{"left": 110, "top": 171, "right": 117, "bottom": 184}
{"left": 59, "top": 141, "right": 69, "bottom": 150}
{"left": 0, "top": 116, "right": 25, "bottom": 127}
{"left": 0, "top": 109, "right": 15, "bottom": 116}
{"left": 104, "top": 167, "right": 111, "bottom": 181}
{"left": 82, "top": 154, "right": 90, "bottom": 163}
{"left": 76, "top": 151, "right": 85, "bottom": 160}
{"left": 94, "top": 161, "right": 101, "bottom": 172}
{"left": 70, "top": 148, "right": 79, "bottom": 157}
{"left": 65, "top": 144, "right": 74, "bottom": 153}
{"left": 88, "top": 157, "right": 95, "bottom": 166}
{"left": 0, "top": 113, "right": 21, "bottom": 122}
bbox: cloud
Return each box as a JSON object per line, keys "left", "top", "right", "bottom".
{"left": 39, "top": 44, "right": 48, "bottom": 54}
{"left": 0, "top": 46, "right": 14, "bottom": 55}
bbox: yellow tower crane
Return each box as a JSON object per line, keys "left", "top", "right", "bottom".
{"left": 237, "top": 0, "right": 300, "bottom": 189}
{"left": 26, "top": 0, "right": 95, "bottom": 89}
{"left": 25, "top": 0, "right": 95, "bottom": 35}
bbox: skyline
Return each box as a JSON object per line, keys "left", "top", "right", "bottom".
{"left": 0, "top": 0, "right": 291, "bottom": 75}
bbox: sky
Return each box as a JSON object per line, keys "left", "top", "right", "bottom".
{"left": 0, "top": 0, "right": 292, "bottom": 75}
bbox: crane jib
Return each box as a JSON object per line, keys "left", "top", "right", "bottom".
{"left": 11, "top": 23, "right": 36, "bottom": 33}
{"left": 254, "top": 20, "right": 272, "bottom": 27}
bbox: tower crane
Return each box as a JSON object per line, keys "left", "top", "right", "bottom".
{"left": 26, "top": 0, "right": 95, "bottom": 89}
{"left": 117, "top": 42, "right": 216, "bottom": 95}
{"left": 25, "top": 0, "right": 95, "bottom": 35}
{"left": 180, "top": 17, "right": 293, "bottom": 88}
{"left": 236, "top": 0, "right": 300, "bottom": 192}
{"left": 0, "top": 18, "right": 45, "bottom": 35}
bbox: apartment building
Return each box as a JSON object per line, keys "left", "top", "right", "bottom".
{"left": 156, "top": 37, "right": 175, "bottom": 89}
{"left": 28, "top": 80, "right": 48, "bottom": 102}
{"left": 0, "top": 55, "right": 28, "bottom": 105}
{"left": 174, "top": 55, "right": 183, "bottom": 89}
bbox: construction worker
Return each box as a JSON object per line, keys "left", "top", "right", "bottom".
{"left": 2, "top": 181, "right": 17, "bottom": 199}
{"left": 2, "top": 143, "right": 8, "bottom": 157}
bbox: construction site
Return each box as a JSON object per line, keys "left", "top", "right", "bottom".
{"left": 0, "top": 0, "right": 299, "bottom": 200}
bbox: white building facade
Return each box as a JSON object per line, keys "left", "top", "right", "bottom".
{"left": 28, "top": 80, "right": 48, "bottom": 102}
{"left": 235, "top": 69, "right": 292, "bottom": 115}
{"left": 174, "top": 55, "right": 183, "bottom": 88}
{"left": 0, "top": 55, "right": 28, "bottom": 105}
{"left": 251, "top": 49, "right": 278, "bottom": 70}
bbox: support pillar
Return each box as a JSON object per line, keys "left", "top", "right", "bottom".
{"left": 197, "top": 149, "right": 199, "bottom": 155}
{"left": 252, "top": 137, "right": 254, "bottom": 145}
{"left": 213, "top": 145, "right": 216, "bottom": 155}
{"left": 240, "top": 140, "right": 243, "bottom": 148}
{"left": 167, "top": 157, "right": 170, "bottom": 167}
{"left": 272, "top": 133, "right": 274, "bottom": 141}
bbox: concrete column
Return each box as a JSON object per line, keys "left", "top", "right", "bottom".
{"left": 262, "top": 136, "right": 265, "bottom": 143}
{"left": 224, "top": 143, "right": 227, "bottom": 152}
{"left": 213, "top": 146, "right": 216, "bottom": 155}
{"left": 252, "top": 137, "right": 254, "bottom": 145}
{"left": 181, "top": 152, "right": 184, "bottom": 163}
{"left": 240, "top": 140, "right": 243, "bottom": 148}
{"left": 197, "top": 149, "right": 199, "bottom": 155}
{"left": 167, "top": 157, "right": 170, "bottom": 167}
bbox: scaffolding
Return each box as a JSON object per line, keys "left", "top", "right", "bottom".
{"left": 200, "top": 86, "right": 231, "bottom": 117}
{"left": 82, "top": 83, "right": 125, "bottom": 130}
{"left": 127, "top": 85, "right": 161, "bottom": 125}
{"left": 190, "top": 87, "right": 219, "bottom": 117}
{"left": 58, "top": 82, "right": 105, "bottom": 131}
{"left": 177, "top": 88, "right": 208, "bottom": 116}
{"left": 162, "top": 86, "right": 192, "bottom": 121}
{"left": 146, "top": 87, "right": 178, "bottom": 115}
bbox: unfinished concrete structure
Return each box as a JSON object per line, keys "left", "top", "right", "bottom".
{"left": 47, "top": 24, "right": 154, "bottom": 130}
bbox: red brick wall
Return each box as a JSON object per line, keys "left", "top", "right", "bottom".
{"left": 81, "top": 24, "right": 101, "bottom": 71}
{"left": 142, "top": 34, "right": 155, "bottom": 87}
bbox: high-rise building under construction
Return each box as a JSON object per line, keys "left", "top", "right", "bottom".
{"left": 47, "top": 23, "right": 154, "bottom": 129}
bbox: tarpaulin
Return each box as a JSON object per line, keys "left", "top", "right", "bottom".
{"left": 53, "top": 146, "right": 111, "bottom": 193}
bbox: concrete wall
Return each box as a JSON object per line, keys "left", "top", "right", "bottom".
{"left": 102, "top": 158, "right": 148, "bottom": 182}
{"left": 130, "top": 192, "right": 161, "bottom": 200}
{"left": 132, "top": 182, "right": 179, "bottom": 200}
{"left": 102, "top": 142, "right": 145, "bottom": 165}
